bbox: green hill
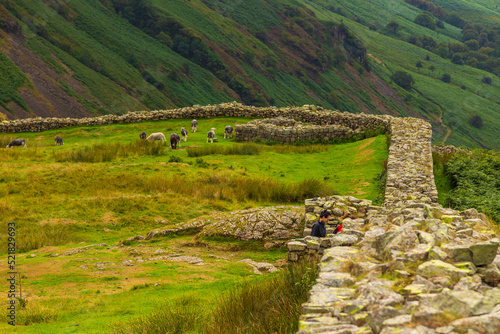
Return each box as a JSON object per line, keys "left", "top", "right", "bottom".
{"left": 0, "top": 0, "right": 499, "bottom": 149}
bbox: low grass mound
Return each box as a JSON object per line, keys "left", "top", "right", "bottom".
{"left": 187, "top": 142, "right": 262, "bottom": 157}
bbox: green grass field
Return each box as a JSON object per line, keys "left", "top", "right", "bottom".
{"left": 0, "top": 118, "right": 387, "bottom": 333}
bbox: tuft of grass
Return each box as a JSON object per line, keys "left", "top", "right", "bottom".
{"left": 273, "top": 144, "right": 330, "bottom": 154}
{"left": 17, "top": 301, "right": 58, "bottom": 325}
{"left": 11, "top": 224, "right": 76, "bottom": 253}
{"left": 187, "top": 143, "right": 262, "bottom": 157}
{"left": 52, "top": 140, "right": 165, "bottom": 162}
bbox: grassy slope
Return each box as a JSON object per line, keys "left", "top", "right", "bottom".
{"left": 1, "top": 0, "right": 499, "bottom": 149}
{"left": 304, "top": 0, "right": 500, "bottom": 149}
{"left": 0, "top": 119, "right": 387, "bottom": 332}
{"left": 430, "top": 0, "right": 500, "bottom": 26}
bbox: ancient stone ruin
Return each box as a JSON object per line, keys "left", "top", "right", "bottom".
{"left": 4, "top": 102, "right": 499, "bottom": 333}
{"left": 288, "top": 113, "right": 500, "bottom": 334}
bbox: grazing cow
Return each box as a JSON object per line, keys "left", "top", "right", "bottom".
{"left": 55, "top": 136, "right": 63, "bottom": 146}
{"left": 181, "top": 127, "right": 188, "bottom": 142}
{"left": 170, "top": 133, "right": 179, "bottom": 149}
{"left": 6, "top": 139, "right": 26, "bottom": 148}
{"left": 146, "top": 132, "right": 166, "bottom": 143}
{"left": 224, "top": 125, "right": 233, "bottom": 139}
{"left": 172, "top": 133, "right": 181, "bottom": 147}
{"left": 139, "top": 132, "right": 147, "bottom": 140}
{"left": 191, "top": 119, "right": 198, "bottom": 132}
{"left": 207, "top": 128, "right": 215, "bottom": 143}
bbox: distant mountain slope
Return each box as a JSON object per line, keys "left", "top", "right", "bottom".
{"left": 0, "top": 0, "right": 499, "bottom": 149}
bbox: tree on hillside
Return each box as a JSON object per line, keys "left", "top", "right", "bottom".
{"left": 391, "top": 71, "right": 415, "bottom": 90}
{"left": 414, "top": 13, "right": 436, "bottom": 30}
{"left": 445, "top": 12, "right": 467, "bottom": 28}
{"left": 416, "top": 61, "right": 423, "bottom": 69}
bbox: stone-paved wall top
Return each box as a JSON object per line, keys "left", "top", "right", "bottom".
{"left": 296, "top": 200, "right": 500, "bottom": 334}
{"left": 384, "top": 117, "right": 438, "bottom": 207}
{"left": 0, "top": 102, "right": 393, "bottom": 133}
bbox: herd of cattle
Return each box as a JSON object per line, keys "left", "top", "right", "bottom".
{"left": 5, "top": 119, "right": 234, "bottom": 150}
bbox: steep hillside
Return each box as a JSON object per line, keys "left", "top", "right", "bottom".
{"left": 0, "top": 0, "right": 499, "bottom": 149}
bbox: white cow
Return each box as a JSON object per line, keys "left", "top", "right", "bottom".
{"left": 146, "top": 132, "right": 166, "bottom": 143}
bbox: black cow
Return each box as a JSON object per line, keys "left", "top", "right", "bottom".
{"left": 6, "top": 139, "right": 26, "bottom": 148}
{"left": 170, "top": 133, "right": 180, "bottom": 149}
{"left": 55, "top": 136, "right": 63, "bottom": 146}
{"left": 140, "top": 132, "right": 147, "bottom": 140}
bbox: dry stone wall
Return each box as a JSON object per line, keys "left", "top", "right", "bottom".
{"left": 384, "top": 117, "right": 438, "bottom": 207}
{"left": 0, "top": 102, "right": 392, "bottom": 134}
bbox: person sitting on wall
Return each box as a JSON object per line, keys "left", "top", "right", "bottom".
{"left": 311, "top": 210, "right": 331, "bottom": 238}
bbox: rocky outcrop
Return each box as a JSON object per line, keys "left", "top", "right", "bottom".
{"left": 127, "top": 206, "right": 304, "bottom": 244}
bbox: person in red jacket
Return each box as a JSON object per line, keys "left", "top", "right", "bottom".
{"left": 336, "top": 212, "right": 354, "bottom": 234}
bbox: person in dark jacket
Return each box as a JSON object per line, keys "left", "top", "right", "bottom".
{"left": 311, "top": 210, "right": 331, "bottom": 237}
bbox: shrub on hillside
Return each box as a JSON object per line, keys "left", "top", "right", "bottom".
{"left": 481, "top": 77, "right": 492, "bottom": 85}
{"left": 441, "top": 73, "right": 451, "bottom": 83}
{"left": 391, "top": 71, "right": 415, "bottom": 90}
{"left": 469, "top": 115, "right": 483, "bottom": 129}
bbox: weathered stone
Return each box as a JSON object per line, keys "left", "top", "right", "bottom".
{"left": 431, "top": 289, "right": 483, "bottom": 318}
{"left": 470, "top": 239, "right": 499, "bottom": 266}
{"left": 412, "top": 307, "right": 445, "bottom": 328}
{"left": 374, "top": 225, "right": 419, "bottom": 260}
{"left": 330, "top": 234, "right": 359, "bottom": 247}
{"left": 453, "top": 275, "right": 482, "bottom": 292}
{"left": 441, "top": 244, "right": 473, "bottom": 263}
{"left": 428, "top": 247, "right": 448, "bottom": 261}
{"left": 404, "top": 244, "right": 432, "bottom": 263}
{"left": 418, "top": 231, "right": 436, "bottom": 246}
{"left": 318, "top": 272, "right": 355, "bottom": 288}
{"left": 382, "top": 314, "right": 412, "bottom": 327}
{"left": 288, "top": 241, "right": 307, "bottom": 251}
{"left": 450, "top": 310, "right": 500, "bottom": 334}
{"left": 357, "top": 280, "right": 404, "bottom": 306}
{"left": 416, "top": 260, "right": 468, "bottom": 281}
